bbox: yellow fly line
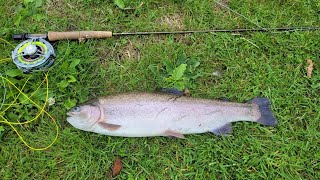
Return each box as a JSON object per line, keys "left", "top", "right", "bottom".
{"left": 0, "top": 73, "right": 59, "bottom": 150}
{"left": 0, "top": 37, "right": 15, "bottom": 48}
{"left": 0, "top": 73, "right": 59, "bottom": 151}
{"left": 0, "top": 38, "right": 58, "bottom": 150}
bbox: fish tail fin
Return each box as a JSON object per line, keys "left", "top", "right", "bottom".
{"left": 248, "top": 97, "right": 278, "bottom": 126}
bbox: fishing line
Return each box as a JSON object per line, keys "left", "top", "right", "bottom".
{"left": 212, "top": 0, "right": 264, "bottom": 29}
{"left": 0, "top": 73, "right": 59, "bottom": 151}
{"left": 0, "top": 38, "right": 58, "bottom": 150}
{"left": 0, "top": 58, "right": 11, "bottom": 63}
{"left": 0, "top": 38, "right": 11, "bottom": 112}
{"left": 0, "top": 73, "right": 6, "bottom": 111}
{"left": 0, "top": 37, "right": 15, "bottom": 48}
{"left": 0, "top": 75, "right": 32, "bottom": 112}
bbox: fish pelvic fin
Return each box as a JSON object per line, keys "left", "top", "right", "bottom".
{"left": 164, "top": 129, "right": 185, "bottom": 138}
{"left": 98, "top": 122, "right": 121, "bottom": 131}
{"left": 248, "top": 97, "right": 278, "bottom": 127}
{"left": 210, "top": 123, "right": 232, "bottom": 135}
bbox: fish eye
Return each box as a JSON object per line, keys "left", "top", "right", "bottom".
{"left": 72, "top": 106, "right": 81, "bottom": 112}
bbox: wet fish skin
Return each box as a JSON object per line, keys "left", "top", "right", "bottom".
{"left": 66, "top": 93, "right": 277, "bottom": 138}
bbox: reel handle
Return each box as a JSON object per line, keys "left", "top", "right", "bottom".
{"left": 47, "top": 31, "right": 113, "bottom": 41}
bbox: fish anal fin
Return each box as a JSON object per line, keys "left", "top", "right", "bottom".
{"left": 210, "top": 123, "right": 232, "bottom": 135}
{"left": 98, "top": 122, "right": 121, "bottom": 131}
{"left": 164, "top": 129, "right": 185, "bottom": 138}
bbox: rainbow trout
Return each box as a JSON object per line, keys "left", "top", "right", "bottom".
{"left": 66, "top": 93, "right": 277, "bottom": 138}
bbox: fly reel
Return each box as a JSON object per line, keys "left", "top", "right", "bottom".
{"left": 12, "top": 38, "right": 55, "bottom": 74}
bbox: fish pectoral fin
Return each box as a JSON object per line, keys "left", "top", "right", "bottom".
{"left": 164, "top": 129, "right": 185, "bottom": 138}
{"left": 98, "top": 122, "right": 121, "bottom": 131}
{"left": 210, "top": 123, "right": 232, "bottom": 135}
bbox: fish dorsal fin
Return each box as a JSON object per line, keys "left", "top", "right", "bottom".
{"left": 164, "top": 129, "right": 185, "bottom": 138}
{"left": 98, "top": 122, "right": 121, "bottom": 131}
{"left": 210, "top": 123, "right": 232, "bottom": 135}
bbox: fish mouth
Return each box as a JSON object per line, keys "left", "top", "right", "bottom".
{"left": 66, "top": 112, "right": 73, "bottom": 117}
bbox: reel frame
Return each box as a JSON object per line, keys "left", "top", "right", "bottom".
{"left": 12, "top": 38, "right": 55, "bottom": 74}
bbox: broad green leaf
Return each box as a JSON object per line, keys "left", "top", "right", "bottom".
{"left": 33, "top": 14, "right": 46, "bottom": 21}
{"left": 67, "top": 75, "right": 77, "bottom": 83}
{"left": 189, "top": 59, "right": 200, "bottom": 68}
{"left": 24, "top": 0, "right": 35, "bottom": 6}
{"left": 64, "top": 99, "right": 77, "bottom": 110}
{"left": 190, "top": 72, "right": 204, "bottom": 79}
{"left": 18, "top": 94, "right": 31, "bottom": 105}
{"left": 177, "top": 54, "right": 187, "bottom": 65}
{"left": 19, "top": 8, "right": 30, "bottom": 16}
{"left": 34, "top": 0, "right": 43, "bottom": 8}
{"left": 164, "top": 60, "right": 173, "bottom": 74}
{"left": 114, "top": 0, "right": 125, "bottom": 9}
{"left": 60, "top": 61, "right": 69, "bottom": 71}
{"left": 57, "top": 80, "right": 69, "bottom": 89}
{"left": 174, "top": 81, "right": 185, "bottom": 91}
{"left": 0, "top": 28, "right": 9, "bottom": 35}
{"left": 165, "top": 76, "right": 174, "bottom": 84}
{"left": 14, "top": 15, "right": 22, "bottom": 26}
{"left": 5, "top": 69, "right": 23, "bottom": 77}
{"left": 172, "top": 64, "right": 187, "bottom": 80}
{"left": 5, "top": 77, "right": 21, "bottom": 86}
{"left": 69, "top": 59, "right": 80, "bottom": 72}
{"left": 7, "top": 112, "right": 19, "bottom": 120}
{"left": 32, "top": 88, "right": 47, "bottom": 101}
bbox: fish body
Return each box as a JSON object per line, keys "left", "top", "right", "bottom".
{"left": 66, "top": 93, "right": 277, "bottom": 138}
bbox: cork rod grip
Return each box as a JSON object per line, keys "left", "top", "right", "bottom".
{"left": 47, "top": 31, "right": 113, "bottom": 41}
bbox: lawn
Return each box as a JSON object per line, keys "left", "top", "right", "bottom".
{"left": 0, "top": 0, "right": 319, "bottom": 179}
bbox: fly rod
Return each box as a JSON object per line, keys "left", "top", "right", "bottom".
{"left": 10, "top": 26, "right": 320, "bottom": 73}
{"left": 13, "top": 26, "right": 320, "bottom": 41}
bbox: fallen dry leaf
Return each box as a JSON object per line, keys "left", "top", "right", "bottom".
{"left": 183, "top": 88, "right": 191, "bottom": 97}
{"left": 112, "top": 157, "right": 123, "bottom": 177}
{"left": 307, "top": 59, "right": 314, "bottom": 78}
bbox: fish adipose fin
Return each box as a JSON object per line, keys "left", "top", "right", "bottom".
{"left": 164, "top": 129, "right": 185, "bottom": 138}
{"left": 98, "top": 122, "right": 121, "bottom": 131}
{"left": 248, "top": 97, "right": 278, "bottom": 126}
{"left": 210, "top": 123, "right": 232, "bottom": 135}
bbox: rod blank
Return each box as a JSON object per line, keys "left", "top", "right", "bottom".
{"left": 112, "top": 27, "right": 320, "bottom": 36}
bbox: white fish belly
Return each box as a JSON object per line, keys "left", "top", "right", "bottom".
{"left": 94, "top": 95, "right": 257, "bottom": 137}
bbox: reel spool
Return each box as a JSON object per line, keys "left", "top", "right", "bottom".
{"left": 12, "top": 38, "right": 55, "bottom": 74}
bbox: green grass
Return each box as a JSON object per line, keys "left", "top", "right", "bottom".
{"left": 1, "top": 0, "right": 320, "bottom": 179}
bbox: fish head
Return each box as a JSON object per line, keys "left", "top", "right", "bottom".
{"left": 66, "top": 102, "right": 101, "bottom": 131}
